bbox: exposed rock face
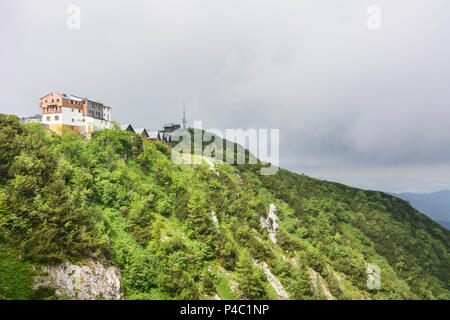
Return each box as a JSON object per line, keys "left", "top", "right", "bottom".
{"left": 217, "top": 266, "right": 239, "bottom": 294}
{"left": 33, "top": 260, "right": 124, "bottom": 300}
{"left": 209, "top": 210, "right": 219, "bottom": 230}
{"left": 268, "top": 204, "right": 279, "bottom": 231}
{"left": 308, "top": 268, "right": 333, "bottom": 300}
{"left": 262, "top": 262, "right": 289, "bottom": 300}
{"left": 260, "top": 204, "right": 279, "bottom": 243}
{"left": 203, "top": 157, "right": 219, "bottom": 176}
{"left": 282, "top": 252, "right": 299, "bottom": 267}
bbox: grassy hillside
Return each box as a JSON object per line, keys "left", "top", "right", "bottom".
{"left": 0, "top": 114, "right": 448, "bottom": 300}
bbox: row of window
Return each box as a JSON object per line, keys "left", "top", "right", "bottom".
{"left": 46, "top": 115, "right": 85, "bottom": 123}
{"left": 46, "top": 115, "right": 59, "bottom": 121}
{"left": 46, "top": 106, "right": 83, "bottom": 113}
{"left": 87, "top": 110, "right": 110, "bottom": 120}
{"left": 45, "top": 115, "right": 109, "bottom": 124}
{"left": 43, "top": 98, "right": 84, "bottom": 105}
{"left": 91, "top": 102, "right": 109, "bottom": 109}
{"left": 43, "top": 98, "right": 111, "bottom": 111}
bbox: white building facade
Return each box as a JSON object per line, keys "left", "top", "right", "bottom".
{"left": 39, "top": 92, "right": 112, "bottom": 135}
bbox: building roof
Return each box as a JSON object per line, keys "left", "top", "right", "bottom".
{"left": 135, "top": 128, "right": 148, "bottom": 135}
{"left": 85, "top": 98, "right": 108, "bottom": 106}
{"left": 21, "top": 114, "right": 41, "bottom": 120}
{"left": 163, "top": 123, "right": 180, "bottom": 128}
{"left": 120, "top": 124, "right": 135, "bottom": 132}
{"left": 41, "top": 92, "right": 107, "bottom": 105}
{"left": 20, "top": 114, "right": 42, "bottom": 123}
{"left": 56, "top": 93, "right": 84, "bottom": 102}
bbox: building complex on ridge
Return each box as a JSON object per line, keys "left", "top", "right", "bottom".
{"left": 39, "top": 92, "right": 112, "bottom": 135}
{"left": 38, "top": 92, "right": 185, "bottom": 143}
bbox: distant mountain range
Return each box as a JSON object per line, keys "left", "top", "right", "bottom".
{"left": 392, "top": 190, "right": 450, "bottom": 229}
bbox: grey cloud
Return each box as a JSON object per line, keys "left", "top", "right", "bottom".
{"left": 1, "top": 0, "right": 449, "bottom": 192}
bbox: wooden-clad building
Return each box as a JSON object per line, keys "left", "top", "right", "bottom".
{"left": 40, "top": 92, "right": 112, "bottom": 136}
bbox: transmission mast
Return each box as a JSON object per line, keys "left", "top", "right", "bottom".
{"left": 182, "top": 100, "right": 187, "bottom": 129}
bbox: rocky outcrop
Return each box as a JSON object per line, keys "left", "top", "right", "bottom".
{"left": 203, "top": 157, "right": 220, "bottom": 176}
{"left": 262, "top": 262, "right": 289, "bottom": 300}
{"left": 308, "top": 268, "right": 333, "bottom": 300}
{"left": 284, "top": 255, "right": 298, "bottom": 267}
{"left": 217, "top": 266, "right": 239, "bottom": 294}
{"left": 33, "top": 260, "right": 124, "bottom": 300}
{"left": 209, "top": 210, "right": 219, "bottom": 230}
{"left": 260, "top": 204, "right": 279, "bottom": 244}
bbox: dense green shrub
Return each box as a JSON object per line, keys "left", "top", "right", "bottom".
{"left": 0, "top": 114, "right": 448, "bottom": 300}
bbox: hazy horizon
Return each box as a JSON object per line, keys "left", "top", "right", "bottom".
{"left": 1, "top": 0, "right": 450, "bottom": 193}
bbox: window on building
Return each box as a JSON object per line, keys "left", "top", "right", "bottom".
{"left": 57, "top": 99, "right": 59, "bottom": 102}
{"left": 46, "top": 116, "right": 50, "bottom": 121}
{"left": 55, "top": 116, "right": 59, "bottom": 121}
{"left": 79, "top": 110, "right": 81, "bottom": 113}
{"left": 72, "top": 119, "right": 75, "bottom": 122}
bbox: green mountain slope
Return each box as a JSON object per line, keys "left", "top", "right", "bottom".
{"left": 0, "top": 114, "right": 448, "bottom": 300}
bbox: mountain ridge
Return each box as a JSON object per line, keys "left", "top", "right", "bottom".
{"left": 0, "top": 114, "right": 448, "bottom": 300}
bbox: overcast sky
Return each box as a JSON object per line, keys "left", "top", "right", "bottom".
{"left": 1, "top": 0, "right": 449, "bottom": 193}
